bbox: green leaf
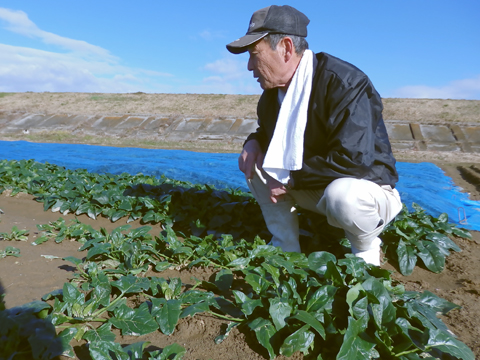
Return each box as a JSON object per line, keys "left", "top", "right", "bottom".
{"left": 291, "top": 310, "right": 326, "bottom": 339}
{"left": 425, "top": 232, "right": 461, "bottom": 252}
{"left": 279, "top": 324, "right": 315, "bottom": 357}
{"left": 109, "top": 303, "right": 158, "bottom": 336}
{"left": 180, "top": 302, "right": 210, "bottom": 318}
{"left": 83, "top": 323, "right": 116, "bottom": 343}
{"left": 417, "top": 291, "right": 460, "bottom": 314}
{"left": 362, "top": 277, "right": 396, "bottom": 326}
{"left": 111, "top": 210, "right": 128, "bottom": 222}
{"left": 305, "top": 285, "right": 337, "bottom": 313}
{"left": 451, "top": 227, "right": 471, "bottom": 239}
{"left": 245, "top": 273, "right": 271, "bottom": 295}
{"left": 86, "top": 243, "right": 112, "bottom": 259}
{"left": 325, "top": 261, "right": 345, "bottom": 286}
{"left": 336, "top": 317, "right": 377, "bottom": 360}
{"left": 427, "top": 329, "right": 475, "bottom": 360}
{"left": 233, "top": 290, "right": 263, "bottom": 316}
{"left": 215, "top": 269, "right": 233, "bottom": 292}
{"left": 123, "top": 341, "right": 150, "bottom": 360}
{"left": 63, "top": 282, "right": 85, "bottom": 305}
{"left": 57, "top": 327, "right": 78, "bottom": 358}
{"left": 397, "top": 240, "right": 417, "bottom": 276}
{"left": 214, "top": 322, "right": 238, "bottom": 344}
{"left": 154, "top": 299, "right": 182, "bottom": 335}
{"left": 112, "top": 274, "right": 150, "bottom": 294}
{"left": 155, "top": 261, "right": 171, "bottom": 272}
{"left": 89, "top": 340, "right": 129, "bottom": 360}
{"left": 308, "top": 251, "right": 337, "bottom": 275}
{"left": 268, "top": 297, "right": 292, "bottom": 331}
{"left": 417, "top": 241, "right": 445, "bottom": 273}
{"left": 148, "top": 343, "right": 186, "bottom": 360}
{"left": 248, "top": 318, "right": 277, "bottom": 359}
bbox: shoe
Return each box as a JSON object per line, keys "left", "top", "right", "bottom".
{"left": 351, "top": 237, "right": 382, "bottom": 266}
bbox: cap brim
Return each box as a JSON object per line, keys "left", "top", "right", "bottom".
{"left": 226, "top": 32, "right": 268, "bottom": 54}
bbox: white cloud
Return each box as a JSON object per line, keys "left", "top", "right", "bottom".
{"left": 0, "top": 8, "right": 114, "bottom": 60}
{"left": 392, "top": 75, "right": 480, "bottom": 100}
{"left": 0, "top": 43, "right": 174, "bottom": 93}
{"left": 0, "top": 7, "right": 174, "bottom": 93}
{"left": 199, "top": 54, "right": 260, "bottom": 94}
{"left": 0, "top": 7, "right": 259, "bottom": 94}
{"left": 198, "top": 29, "right": 226, "bottom": 41}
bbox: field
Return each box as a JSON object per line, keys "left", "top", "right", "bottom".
{"left": 0, "top": 93, "right": 480, "bottom": 359}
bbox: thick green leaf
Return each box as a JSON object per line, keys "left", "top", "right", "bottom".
{"left": 112, "top": 275, "right": 150, "bottom": 294}
{"left": 425, "top": 232, "right": 461, "bottom": 252}
{"left": 109, "top": 303, "right": 158, "bottom": 336}
{"left": 123, "top": 341, "right": 150, "bottom": 360}
{"left": 417, "top": 241, "right": 445, "bottom": 273}
{"left": 397, "top": 240, "right": 417, "bottom": 276}
{"left": 305, "top": 285, "right": 337, "bottom": 313}
{"left": 86, "top": 243, "right": 112, "bottom": 260}
{"left": 215, "top": 269, "right": 233, "bottom": 292}
{"left": 245, "top": 273, "right": 271, "bottom": 295}
{"left": 63, "top": 282, "right": 85, "bottom": 305}
{"left": 291, "top": 310, "right": 326, "bottom": 339}
{"left": 269, "top": 297, "right": 292, "bottom": 331}
{"left": 248, "top": 318, "right": 277, "bottom": 359}
{"left": 89, "top": 340, "right": 129, "bottom": 360}
{"left": 180, "top": 302, "right": 210, "bottom": 318}
{"left": 148, "top": 343, "right": 186, "bottom": 360}
{"left": 155, "top": 299, "right": 182, "bottom": 335}
{"left": 214, "top": 322, "right": 238, "bottom": 344}
{"left": 232, "top": 290, "right": 263, "bottom": 316}
{"left": 336, "top": 317, "right": 377, "bottom": 360}
{"left": 427, "top": 329, "right": 475, "bottom": 360}
{"left": 83, "top": 323, "right": 116, "bottom": 343}
{"left": 362, "top": 277, "right": 396, "bottom": 326}
{"left": 417, "top": 291, "right": 460, "bottom": 314}
{"left": 308, "top": 251, "right": 337, "bottom": 275}
{"left": 279, "top": 324, "right": 315, "bottom": 357}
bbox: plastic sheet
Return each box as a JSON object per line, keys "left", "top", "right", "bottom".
{"left": 1, "top": 140, "right": 479, "bottom": 230}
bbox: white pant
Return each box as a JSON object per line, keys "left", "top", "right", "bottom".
{"left": 247, "top": 166, "right": 402, "bottom": 254}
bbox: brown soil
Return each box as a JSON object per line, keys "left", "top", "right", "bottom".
{"left": 1, "top": 163, "right": 479, "bottom": 359}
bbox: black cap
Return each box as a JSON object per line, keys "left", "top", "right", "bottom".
{"left": 226, "top": 5, "right": 310, "bottom": 54}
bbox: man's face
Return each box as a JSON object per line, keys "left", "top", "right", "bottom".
{"left": 247, "top": 38, "right": 287, "bottom": 90}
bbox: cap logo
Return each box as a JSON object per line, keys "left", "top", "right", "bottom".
{"left": 249, "top": 22, "right": 255, "bottom": 28}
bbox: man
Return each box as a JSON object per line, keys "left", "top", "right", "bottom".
{"left": 226, "top": 5, "right": 402, "bottom": 266}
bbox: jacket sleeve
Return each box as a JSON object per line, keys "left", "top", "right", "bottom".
{"left": 242, "top": 91, "right": 274, "bottom": 153}
{"left": 291, "top": 73, "right": 384, "bottom": 189}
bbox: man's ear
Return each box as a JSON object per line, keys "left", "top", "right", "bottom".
{"left": 281, "top": 37, "right": 295, "bottom": 62}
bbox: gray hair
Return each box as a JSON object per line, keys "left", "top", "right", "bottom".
{"left": 265, "top": 33, "right": 309, "bottom": 55}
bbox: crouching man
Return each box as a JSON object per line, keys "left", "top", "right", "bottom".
{"left": 227, "top": 5, "right": 402, "bottom": 265}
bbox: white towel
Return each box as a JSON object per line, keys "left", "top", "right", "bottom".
{"left": 263, "top": 49, "right": 313, "bottom": 184}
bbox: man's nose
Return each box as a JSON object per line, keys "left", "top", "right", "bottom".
{"left": 247, "top": 57, "right": 254, "bottom": 71}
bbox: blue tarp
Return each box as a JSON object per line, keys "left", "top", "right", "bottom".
{"left": 1, "top": 140, "right": 479, "bottom": 231}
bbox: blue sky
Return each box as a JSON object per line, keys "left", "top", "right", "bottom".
{"left": 0, "top": 1, "right": 479, "bottom": 99}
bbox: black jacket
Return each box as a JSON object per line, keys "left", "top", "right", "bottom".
{"left": 245, "top": 52, "right": 399, "bottom": 190}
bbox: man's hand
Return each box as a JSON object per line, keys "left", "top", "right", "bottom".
{"left": 266, "top": 177, "right": 288, "bottom": 203}
{"left": 238, "top": 140, "right": 264, "bottom": 179}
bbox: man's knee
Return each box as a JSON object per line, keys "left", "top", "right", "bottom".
{"left": 317, "top": 178, "right": 381, "bottom": 230}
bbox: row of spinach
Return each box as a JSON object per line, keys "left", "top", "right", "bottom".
{"left": 0, "top": 158, "right": 474, "bottom": 359}
{"left": 0, "top": 159, "right": 471, "bottom": 276}
{"left": 1, "top": 219, "right": 475, "bottom": 359}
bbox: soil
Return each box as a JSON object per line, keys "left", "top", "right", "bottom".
{"left": 0, "top": 162, "right": 479, "bottom": 359}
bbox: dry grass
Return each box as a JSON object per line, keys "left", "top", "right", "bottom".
{"left": 1, "top": 92, "right": 479, "bottom": 123}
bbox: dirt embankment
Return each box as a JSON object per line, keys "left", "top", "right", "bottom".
{"left": 1, "top": 92, "right": 480, "bottom": 123}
